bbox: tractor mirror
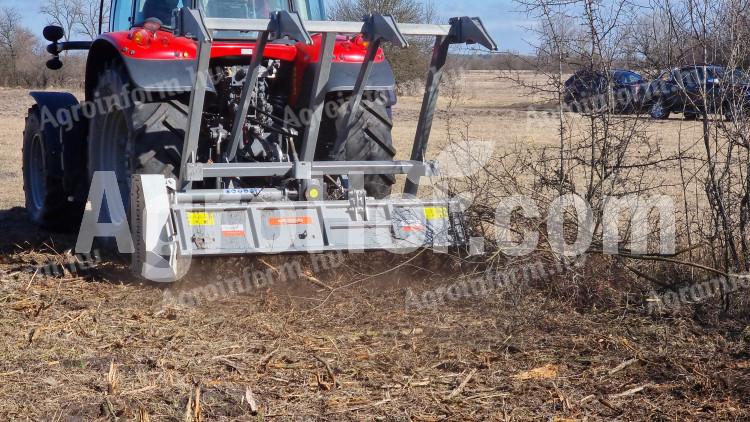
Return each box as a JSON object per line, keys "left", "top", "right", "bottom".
{"left": 46, "top": 57, "right": 63, "bottom": 70}
{"left": 43, "top": 25, "right": 65, "bottom": 42}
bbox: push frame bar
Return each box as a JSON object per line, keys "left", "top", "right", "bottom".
{"left": 173, "top": 7, "right": 497, "bottom": 194}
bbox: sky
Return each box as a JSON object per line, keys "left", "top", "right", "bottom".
{"left": 1, "top": 0, "right": 538, "bottom": 54}
{"left": 431, "top": 0, "right": 537, "bottom": 54}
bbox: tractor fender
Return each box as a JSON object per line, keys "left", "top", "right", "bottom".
{"left": 328, "top": 61, "right": 396, "bottom": 92}
{"left": 28, "top": 92, "right": 87, "bottom": 196}
{"left": 297, "top": 60, "right": 396, "bottom": 106}
{"left": 85, "top": 37, "right": 213, "bottom": 99}
{"left": 120, "top": 56, "right": 214, "bottom": 93}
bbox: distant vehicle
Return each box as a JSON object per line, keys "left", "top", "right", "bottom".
{"left": 563, "top": 69, "right": 649, "bottom": 113}
{"left": 647, "top": 65, "right": 750, "bottom": 120}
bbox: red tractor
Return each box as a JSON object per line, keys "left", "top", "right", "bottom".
{"left": 23, "top": 0, "right": 496, "bottom": 281}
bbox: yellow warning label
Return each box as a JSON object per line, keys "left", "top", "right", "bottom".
{"left": 187, "top": 212, "right": 215, "bottom": 226}
{"left": 424, "top": 207, "right": 449, "bottom": 220}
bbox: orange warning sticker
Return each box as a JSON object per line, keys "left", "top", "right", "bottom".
{"left": 401, "top": 224, "right": 426, "bottom": 232}
{"left": 269, "top": 216, "right": 312, "bottom": 226}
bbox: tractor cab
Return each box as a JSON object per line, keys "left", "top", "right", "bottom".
{"left": 110, "top": 0, "right": 326, "bottom": 32}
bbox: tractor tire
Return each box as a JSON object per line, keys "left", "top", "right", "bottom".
{"left": 88, "top": 65, "right": 187, "bottom": 211}
{"left": 87, "top": 64, "right": 188, "bottom": 280}
{"left": 325, "top": 91, "right": 396, "bottom": 199}
{"left": 22, "top": 106, "right": 79, "bottom": 230}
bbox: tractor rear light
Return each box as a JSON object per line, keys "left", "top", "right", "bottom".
{"left": 129, "top": 29, "right": 152, "bottom": 47}
{"left": 352, "top": 35, "right": 370, "bottom": 48}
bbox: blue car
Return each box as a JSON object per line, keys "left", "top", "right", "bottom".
{"left": 564, "top": 69, "right": 649, "bottom": 113}
{"left": 647, "top": 65, "right": 750, "bottom": 120}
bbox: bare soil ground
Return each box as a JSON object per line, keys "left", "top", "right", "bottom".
{"left": 1, "top": 75, "right": 749, "bottom": 421}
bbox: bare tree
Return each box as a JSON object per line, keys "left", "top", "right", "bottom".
{"left": 328, "top": 0, "right": 437, "bottom": 86}
{"left": 506, "top": 0, "right": 750, "bottom": 312}
{"left": 78, "top": 0, "right": 109, "bottom": 40}
{"left": 0, "top": 7, "right": 23, "bottom": 85}
{"left": 328, "top": 0, "right": 434, "bottom": 22}
{"left": 40, "top": 0, "right": 83, "bottom": 42}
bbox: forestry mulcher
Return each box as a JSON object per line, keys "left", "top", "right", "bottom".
{"left": 22, "top": 0, "right": 496, "bottom": 281}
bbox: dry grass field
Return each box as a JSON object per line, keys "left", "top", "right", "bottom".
{"left": 0, "top": 73, "right": 749, "bottom": 421}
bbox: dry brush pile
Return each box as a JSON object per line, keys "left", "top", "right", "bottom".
{"left": 432, "top": 0, "right": 750, "bottom": 318}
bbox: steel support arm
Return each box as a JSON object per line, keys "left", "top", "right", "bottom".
{"left": 194, "top": 10, "right": 312, "bottom": 163}
{"left": 175, "top": 7, "right": 213, "bottom": 187}
{"left": 330, "top": 14, "right": 408, "bottom": 160}
{"left": 185, "top": 160, "right": 437, "bottom": 181}
{"left": 404, "top": 16, "right": 497, "bottom": 196}
{"left": 203, "top": 17, "right": 452, "bottom": 37}
{"left": 175, "top": 9, "right": 312, "bottom": 186}
{"left": 171, "top": 7, "right": 498, "bottom": 194}
{"left": 299, "top": 32, "right": 336, "bottom": 162}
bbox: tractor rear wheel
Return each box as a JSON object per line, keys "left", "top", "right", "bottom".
{"left": 22, "top": 106, "right": 79, "bottom": 230}
{"left": 88, "top": 65, "right": 187, "bottom": 213}
{"left": 87, "top": 64, "right": 188, "bottom": 280}
{"left": 324, "top": 91, "right": 396, "bottom": 199}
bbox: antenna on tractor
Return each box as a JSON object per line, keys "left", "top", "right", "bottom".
{"left": 98, "top": 0, "right": 105, "bottom": 34}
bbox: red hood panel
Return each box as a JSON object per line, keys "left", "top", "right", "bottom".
{"left": 103, "top": 31, "right": 297, "bottom": 61}
{"left": 104, "top": 30, "right": 383, "bottom": 64}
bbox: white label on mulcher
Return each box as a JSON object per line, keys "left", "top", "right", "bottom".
{"left": 221, "top": 224, "right": 245, "bottom": 237}
{"left": 223, "top": 188, "right": 262, "bottom": 195}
